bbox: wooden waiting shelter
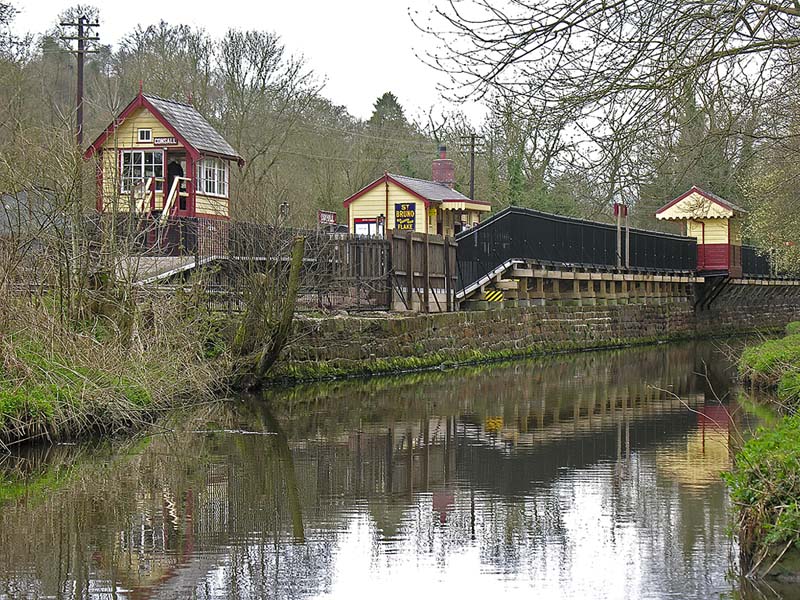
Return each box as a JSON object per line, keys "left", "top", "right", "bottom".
{"left": 655, "top": 186, "right": 746, "bottom": 277}
{"left": 84, "top": 90, "right": 243, "bottom": 221}
{"left": 343, "top": 146, "right": 490, "bottom": 237}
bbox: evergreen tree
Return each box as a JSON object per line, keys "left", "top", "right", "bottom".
{"left": 367, "top": 92, "right": 407, "bottom": 129}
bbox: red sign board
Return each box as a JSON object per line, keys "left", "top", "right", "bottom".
{"left": 318, "top": 210, "right": 337, "bottom": 226}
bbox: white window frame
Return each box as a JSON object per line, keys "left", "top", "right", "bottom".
{"left": 137, "top": 128, "right": 152, "bottom": 143}
{"left": 196, "top": 157, "right": 229, "bottom": 198}
{"left": 120, "top": 149, "right": 164, "bottom": 193}
{"left": 353, "top": 219, "right": 383, "bottom": 237}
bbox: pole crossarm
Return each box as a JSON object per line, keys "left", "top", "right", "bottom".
{"left": 59, "top": 15, "right": 100, "bottom": 148}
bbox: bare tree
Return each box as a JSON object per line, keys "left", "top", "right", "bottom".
{"left": 420, "top": 0, "right": 800, "bottom": 205}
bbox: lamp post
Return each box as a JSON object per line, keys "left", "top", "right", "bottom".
{"left": 377, "top": 213, "right": 385, "bottom": 238}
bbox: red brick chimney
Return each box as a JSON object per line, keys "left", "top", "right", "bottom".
{"left": 432, "top": 144, "right": 455, "bottom": 188}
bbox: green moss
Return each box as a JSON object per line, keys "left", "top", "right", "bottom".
{"left": 786, "top": 321, "right": 800, "bottom": 336}
{"left": 259, "top": 332, "right": 702, "bottom": 386}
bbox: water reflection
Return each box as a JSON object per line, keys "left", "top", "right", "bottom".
{"left": 0, "top": 342, "right": 786, "bottom": 599}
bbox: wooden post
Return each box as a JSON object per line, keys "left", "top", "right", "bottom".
{"left": 386, "top": 230, "right": 393, "bottom": 309}
{"left": 424, "top": 233, "right": 430, "bottom": 313}
{"left": 406, "top": 232, "right": 414, "bottom": 310}
{"left": 355, "top": 237, "right": 361, "bottom": 309}
{"left": 444, "top": 235, "right": 452, "bottom": 312}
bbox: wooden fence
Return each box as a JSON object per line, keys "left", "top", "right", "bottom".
{"left": 303, "top": 234, "right": 390, "bottom": 310}
{"left": 85, "top": 215, "right": 457, "bottom": 312}
{"left": 388, "top": 231, "right": 458, "bottom": 312}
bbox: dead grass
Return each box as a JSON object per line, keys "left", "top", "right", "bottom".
{"left": 0, "top": 290, "right": 230, "bottom": 447}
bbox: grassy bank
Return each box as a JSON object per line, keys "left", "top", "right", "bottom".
{"left": 726, "top": 322, "right": 800, "bottom": 580}
{"left": 0, "top": 292, "right": 228, "bottom": 446}
{"left": 740, "top": 323, "right": 800, "bottom": 407}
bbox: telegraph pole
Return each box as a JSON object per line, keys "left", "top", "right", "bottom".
{"left": 460, "top": 133, "right": 485, "bottom": 200}
{"left": 468, "top": 133, "right": 476, "bottom": 200}
{"left": 59, "top": 15, "right": 99, "bottom": 320}
{"left": 60, "top": 15, "right": 99, "bottom": 147}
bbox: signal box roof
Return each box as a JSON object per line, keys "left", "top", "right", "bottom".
{"left": 84, "top": 91, "right": 242, "bottom": 163}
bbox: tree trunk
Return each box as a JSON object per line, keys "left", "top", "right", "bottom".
{"left": 255, "top": 236, "right": 304, "bottom": 377}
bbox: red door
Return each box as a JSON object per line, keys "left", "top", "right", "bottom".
{"left": 697, "top": 222, "right": 705, "bottom": 270}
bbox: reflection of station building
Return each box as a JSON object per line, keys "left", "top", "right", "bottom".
{"left": 656, "top": 404, "right": 735, "bottom": 490}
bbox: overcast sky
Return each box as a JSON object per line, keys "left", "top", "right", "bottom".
{"left": 12, "top": 0, "right": 485, "bottom": 124}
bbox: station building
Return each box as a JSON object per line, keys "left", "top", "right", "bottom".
{"left": 343, "top": 146, "right": 490, "bottom": 237}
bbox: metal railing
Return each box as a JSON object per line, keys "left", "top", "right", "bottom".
{"left": 742, "top": 245, "right": 770, "bottom": 277}
{"left": 455, "top": 206, "right": 697, "bottom": 291}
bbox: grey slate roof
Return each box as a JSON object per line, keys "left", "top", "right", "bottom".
{"left": 388, "top": 173, "right": 472, "bottom": 202}
{"left": 144, "top": 95, "right": 241, "bottom": 160}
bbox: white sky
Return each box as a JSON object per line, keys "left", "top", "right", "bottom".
{"left": 12, "top": 0, "right": 486, "bottom": 124}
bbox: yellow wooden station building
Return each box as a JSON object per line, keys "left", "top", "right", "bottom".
{"left": 343, "top": 146, "right": 491, "bottom": 236}
{"left": 84, "top": 90, "right": 243, "bottom": 221}
{"left": 656, "top": 186, "right": 746, "bottom": 277}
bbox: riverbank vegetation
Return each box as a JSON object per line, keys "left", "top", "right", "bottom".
{"left": 739, "top": 323, "right": 800, "bottom": 407}
{"left": 725, "top": 323, "right": 800, "bottom": 579}
{"left": 0, "top": 290, "right": 228, "bottom": 446}
{"left": 725, "top": 413, "right": 800, "bottom": 579}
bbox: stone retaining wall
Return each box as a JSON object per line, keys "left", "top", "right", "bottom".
{"left": 274, "top": 293, "right": 800, "bottom": 381}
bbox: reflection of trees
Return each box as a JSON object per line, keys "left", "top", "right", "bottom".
{"left": 0, "top": 403, "right": 337, "bottom": 600}
{"left": 0, "top": 341, "right": 753, "bottom": 598}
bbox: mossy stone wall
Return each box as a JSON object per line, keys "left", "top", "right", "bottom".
{"left": 270, "top": 297, "right": 800, "bottom": 383}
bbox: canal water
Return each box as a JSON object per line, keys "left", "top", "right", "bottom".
{"left": 0, "top": 341, "right": 793, "bottom": 599}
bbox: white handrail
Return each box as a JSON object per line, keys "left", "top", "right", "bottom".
{"left": 160, "top": 176, "right": 191, "bottom": 225}
{"left": 133, "top": 177, "right": 154, "bottom": 213}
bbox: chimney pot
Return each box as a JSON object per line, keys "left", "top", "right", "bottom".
{"left": 432, "top": 145, "right": 455, "bottom": 188}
